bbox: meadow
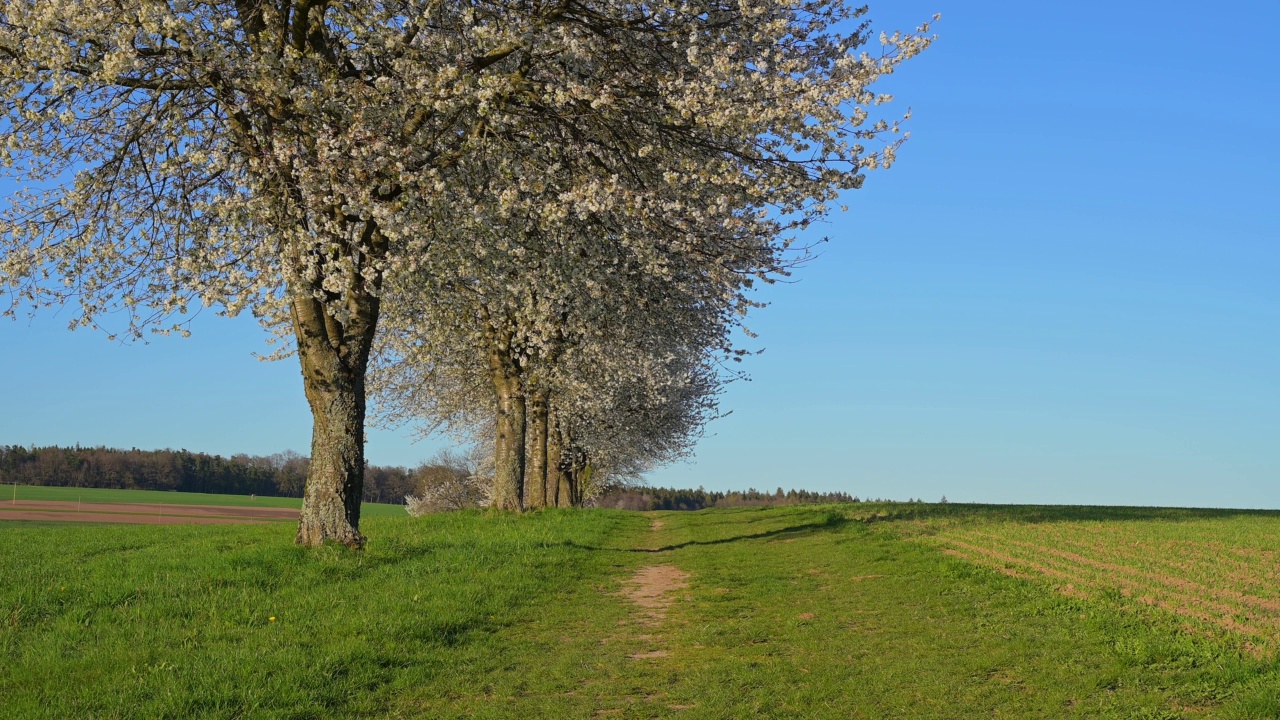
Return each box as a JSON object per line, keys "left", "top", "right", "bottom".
{"left": 3, "top": 500, "right": 1280, "bottom": 718}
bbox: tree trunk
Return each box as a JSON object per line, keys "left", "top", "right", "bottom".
{"left": 556, "top": 427, "right": 576, "bottom": 508}
{"left": 574, "top": 464, "right": 593, "bottom": 507}
{"left": 525, "top": 390, "right": 549, "bottom": 509}
{"left": 291, "top": 289, "right": 378, "bottom": 548}
{"left": 565, "top": 467, "right": 582, "bottom": 507}
{"left": 546, "top": 406, "right": 564, "bottom": 508}
{"left": 492, "top": 372, "right": 526, "bottom": 511}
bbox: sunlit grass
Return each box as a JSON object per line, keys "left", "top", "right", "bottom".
{"left": 2, "top": 503, "right": 1279, "bottom": 718}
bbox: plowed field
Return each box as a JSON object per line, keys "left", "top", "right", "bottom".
{"left": 935, "top": 517, "right": 1280, "bottom": 654}
{"left": 0, "top": 499, "right": 296, "bottom": 524}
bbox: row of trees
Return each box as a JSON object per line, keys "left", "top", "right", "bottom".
{"left": 0, "top": 0, "right": 935, "bottom": 545}
{"left": 365, "top": 2, "right": 936, "bottom": 517}
{"left": 1, "top": 444, "right": 870, "bottom": 512}
{"left": 595, "top": 486, "right": 861, "bottom": 511}
{"left": 0, "top": 445, "right": 417, "bottom": 504}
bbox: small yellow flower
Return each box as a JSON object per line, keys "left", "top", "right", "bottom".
{"left": 268, "top": 616, "right": 277, "bottom": 622}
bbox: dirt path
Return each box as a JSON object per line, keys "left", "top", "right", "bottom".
{"left": 637, "top": 517, "right": 667, "bottom": 552}
{"left": 618, "top": 564, "right": 690, "bottom": 660}
{"left": 616, "top": 516, "right": 690, "bottom": 659}
{"left": 621, "top": 564, "right": 690, "bottom": 627}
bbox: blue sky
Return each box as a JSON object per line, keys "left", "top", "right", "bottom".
{"left": 2, "top": 0, "right": 1277, "bottom": 507}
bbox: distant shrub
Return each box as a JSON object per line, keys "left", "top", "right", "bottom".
{"left": 405, "top": 448, "right": 492, "bottom": 515}
{"left": 405, "top": 474, "right": 489, "bottom": 515}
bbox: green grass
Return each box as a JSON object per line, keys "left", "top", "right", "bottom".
{"left": 2, "top": 484, "right": 406, "bottom": 518}
{"left": 2, "top": 503, "right": 1279, "bottom": 718}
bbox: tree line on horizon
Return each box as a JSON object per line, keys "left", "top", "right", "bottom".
{"left": 0, "top": 445, "right": 415, "bottom": 505}
{"left": 594, "top": 486, "right": 860, "bottom": 511}
{"left": 1, "top": 444, "right": 869, "bottom": 511}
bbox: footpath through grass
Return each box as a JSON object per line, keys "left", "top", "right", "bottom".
{"left": 2, "top": 503, "right": 1279, "bottom": 718}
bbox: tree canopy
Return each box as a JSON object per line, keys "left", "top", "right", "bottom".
{"left": 1, "top": 0, "right": 935, "bottom": 543}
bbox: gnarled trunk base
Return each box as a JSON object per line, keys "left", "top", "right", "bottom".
{"left": 295, "top": 384, "right": 366, "bottom": 547}
{"left": 290, "top": 288, "right": 376, "bottom": 548}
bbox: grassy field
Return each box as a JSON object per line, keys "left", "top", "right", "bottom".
{"left": 2, "top": 502, "right": 1280, "bottom": 718}
{"left": 1, "top": 484, "right": 407, "bottom": 518}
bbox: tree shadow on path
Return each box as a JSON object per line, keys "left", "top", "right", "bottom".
{"left": 568, "top": 510, "right": 852, "bottom": 553}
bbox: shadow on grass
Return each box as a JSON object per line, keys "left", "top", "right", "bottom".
{"left": 574, "top": 503, "right": 1280, "bottom": 554}
{"left": 567, "top": 510, "right": 852, "bottom": 553}
{"left": 403, "top": 617, "right": 496, "bottom": 648}
{"left": 639, "top": 513, "right": 851, "bottom": 553}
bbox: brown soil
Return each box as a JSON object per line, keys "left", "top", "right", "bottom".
{"left": 620, "top": 564, "right": 690, "bottom": 661}
{"left": 620, "top": 564, "right": 689, "bottom": 627}
{"left": 6, "top": 500, "right": 297, "bottom": 518}
{"left": 0, "top": 500, "right": 295, "bottom": 524}
{"left": 628, "top": 650, "right": 670, "bottom": 659}
{"left": 0, "top": 510, "right": 270, "bottom": 525}
{"left": 617, "top": 518, "right": 691, "bottom": 661}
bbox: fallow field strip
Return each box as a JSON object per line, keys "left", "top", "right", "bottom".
{"left": 0, "top": 484, "right": 407, "bottom": 521}
{"left": 0, "top": 499, "right": 296, "bottom": 524}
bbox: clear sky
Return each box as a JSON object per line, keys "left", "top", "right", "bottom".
{"left": 2, "top": 0, "right": 1277, "bottom": 508}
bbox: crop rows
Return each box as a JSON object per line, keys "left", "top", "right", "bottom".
{"left": 935, "top": 517, "right": 1280, "bottom": 654}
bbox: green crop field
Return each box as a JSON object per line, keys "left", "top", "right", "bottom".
{"left": 931, "top": 510, "right": 1280, "bottom": 656}
{"left": 0, "top": 484, "right": 406, "bottom": 518}
{"left": 2, "top": 503, "right": 1279, "bottom": 718}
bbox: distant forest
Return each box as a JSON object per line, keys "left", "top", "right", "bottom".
{"left": 592, "top": 486, "right": 862, "bottom": 511}
{"left": 0, "top": 445, "right": 866, "bottom": 510}
{"left": 0, "top": 445, "right": 417, "bottom": 505}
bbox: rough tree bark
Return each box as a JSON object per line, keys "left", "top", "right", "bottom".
{"left": 525, "top": 388, "right": 549, "bottom": 509}
{"left": 558, "top": 432, "right": 585, "bottom": 508}
{"left": 556, "top": 467, "right": 574, "bottom": 507}
{"left": 556, "top": 426, "right": 577, "bottom": 508}
{"left": 546, "top": 405, "right": 564, "bottom": 507}
{"left": 291, "top": 284, "right": 380, "bottom": 548}
{"left": 490, "top": 343, "right": 526, "bottom": 511}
